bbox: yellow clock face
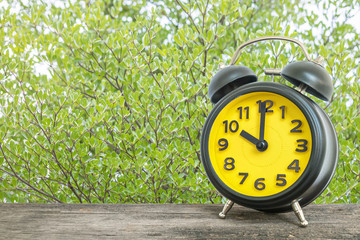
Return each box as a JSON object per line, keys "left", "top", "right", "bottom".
{"left": 208, "top": 91, "right": 312, "bottom": 197}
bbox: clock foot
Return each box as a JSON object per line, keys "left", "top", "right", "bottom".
{"left": 291, "top": 200, "right": 308, "bottom": 227}
{"left": 219, "top": 200, "right": 234, "bottom": 219}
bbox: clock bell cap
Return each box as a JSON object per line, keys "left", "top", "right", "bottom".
{"left": 281, "top": 61, "right": 334, "bottom": 101}
{"left": 209, "top": 65, "right": 257, "bottom": 104}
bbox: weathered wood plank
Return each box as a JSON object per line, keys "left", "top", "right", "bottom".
{"left": 0, "top": 203, "right": 359, "bottom": 239}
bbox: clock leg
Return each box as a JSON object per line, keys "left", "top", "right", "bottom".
{"left": 291, "top": 200, "right": 308, "bottom": 227}
{"left": 219, "top": 200, "right": 234, "bottom": 219}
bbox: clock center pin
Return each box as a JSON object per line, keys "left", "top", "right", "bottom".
{"left": 256, "top": 140, "right": 268, "bottom": 152}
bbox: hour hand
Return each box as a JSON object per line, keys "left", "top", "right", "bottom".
{"left": 240, "top": 130, "right": 259, "bottom": 146}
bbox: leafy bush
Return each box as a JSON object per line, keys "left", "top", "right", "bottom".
{"left": 0, "top": 0, "right": 359, "bottom": 203}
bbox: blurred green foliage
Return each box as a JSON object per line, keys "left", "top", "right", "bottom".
{"left": 0, "top": 0, "right": 359, "bottom": 203}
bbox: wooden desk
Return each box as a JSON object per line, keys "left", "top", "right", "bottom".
{"left": 0, "top": 203, "right": 359, "bottom": 239}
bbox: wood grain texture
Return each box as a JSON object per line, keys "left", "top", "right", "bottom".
{"left": 0, "top": 203, "right": 359, "bottom": 239}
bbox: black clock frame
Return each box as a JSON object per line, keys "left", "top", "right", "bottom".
{"left": 201, "top": 81, "right": 338, "bottom": 212}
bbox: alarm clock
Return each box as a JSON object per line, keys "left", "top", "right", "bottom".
{"left": 200, "top": 36, "right": 338, "bottom": 227}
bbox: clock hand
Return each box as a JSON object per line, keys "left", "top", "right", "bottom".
{"left": 240, "top": 130, "right": 260, "bottom": 146}
{"left": 240, "top": 101, "right": 269, "bottom": 152}
{"left": 259, "top": 101, "right": 266, "bottom": 141}
{"left": 240, "top": 130, "right": 268, "bottom": 152}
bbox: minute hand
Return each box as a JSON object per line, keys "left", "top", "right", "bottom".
{"left": 259, "top": 102, "right": 266, "bottom": 141}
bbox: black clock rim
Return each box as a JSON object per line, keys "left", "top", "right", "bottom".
{"left": 200, "top": 82, "right": 326, "bottom": 211}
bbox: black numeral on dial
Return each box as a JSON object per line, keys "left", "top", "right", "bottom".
{"left": 237, "top": 106, "right": 249, "bottom": 119}
{"left": 254, "top": 178, "right": 265, "bottom": 190}
{"left": 256, "top": 100, "right": 274, "bottom": 113}
{"left": 218, "top": 138, "right": 228, "bottom": 151}
{"left": 238, "top": 172, "right": 248, "bottom": 184}
{"left": 280, "top": 105, "right": 285, "bottom": 119}
{"left": 288, "top": 159, "right": 300, "bottom": 173}
{"left": 290, "top": 120, "right": 302, "bottom": 133}
{"left": 223, "top": 120, "right": 239, "bottom": 133}
{"left": 276, "top": 174, "right": 287, "bottom": 186}
{"left": 224, "top": 157, "right": 235, "bottom": 170}
{"left": 296, "top": 139, "right": 308, "bottom": 152}
{"left": 236, "top": 175, "right": 287, "bottom": 188}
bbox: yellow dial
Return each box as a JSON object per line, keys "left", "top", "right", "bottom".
{"left": 208, "top": 92, "right": 312, "bottom": 197}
